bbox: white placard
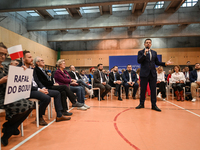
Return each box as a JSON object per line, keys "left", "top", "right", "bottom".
{"left": 4, "top": 65, "right": 33, "bottom": 105}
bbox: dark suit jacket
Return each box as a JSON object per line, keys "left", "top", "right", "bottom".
{"left": 137, "top": 49, "right": 166, "bottom": 77}
{"left": 34, "top": 66, "right": 54, "bottom": 89}
{"left": 69, "top": 71, "right": 81, "bottom": 80}
{"left": 108, "top": 72, "right": 121, "bottom": 87}
{"left": 190, "top": 70, "right": 198, "bottom": 82}
{"left": 31, "top": 69, "right": 45, "bottom": 91}
{"left": 93, "top": 70, "right": 106, "bottom": 86}
{"left": 122, "top": 70, "right": 137, "bottom": 83}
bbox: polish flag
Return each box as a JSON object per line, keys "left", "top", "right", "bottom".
{"left": 8, "top": 45, "right": 23, "bottom": 60}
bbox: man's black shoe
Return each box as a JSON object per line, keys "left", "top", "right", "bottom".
{"left": 118, "top": 97, "right": 122, "bottom": 101}
{"left": 152, "top": 105, "right": 161, "bottom": 112}
{"left": 62, "top": 112, "right": 73, "bottom": 116}
{"left": 135, "top": 104, "right": 144, "bottom": 109}
{"left": 101, "top": 97, "right": 105, "bottom": 100}
{"left": 132, "top": 96, "right": 136, "bottom": 99}
{"left": 126, "top": 96, "right": 129, "bottom": 99}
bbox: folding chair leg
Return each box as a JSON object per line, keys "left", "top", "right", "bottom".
{"left": 36, "top": 101, "right": 39, "bottom": 127}
{"left": 20, "top": 123, "right": 24, "bottom": 137}
{"left": 98, "top": 89, "right": 100, "bottom": 101}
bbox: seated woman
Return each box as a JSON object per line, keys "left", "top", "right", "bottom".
{"left": 80, "top": 69, "right": 94, "bottom": 98}
{"left": 88, "top": 67, "right": 95, "bottom": 84}
{"left": 156, "top": 66, "right": 167, "bottom": 101}
{"left": 0, "top": 42, "right": 34, "bottom": 146}
{"left": 54, "top": 59, "right": 89, "bottom": 110}
{"left": 171, "top": 65, "right": 186, "bottom": 101}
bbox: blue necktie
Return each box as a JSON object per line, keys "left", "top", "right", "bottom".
{"left": 146, "top": 52, "right": 150, "bottom": 60}
{"left": 114, "top": 73, "right": 117, "bottom": 81}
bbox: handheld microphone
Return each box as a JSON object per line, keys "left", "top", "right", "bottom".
{"left": 145, "top": 46, "right": 149, "bottom": 54}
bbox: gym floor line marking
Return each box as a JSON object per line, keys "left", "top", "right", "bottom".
{"left": 11, "top": 108, "right": 73, "bottom": 150}
{"left": 166, "top": 100, "right": 200, "bottom": 117}
{"left": 114, "top": 108, "right": 140, "bottom": 150}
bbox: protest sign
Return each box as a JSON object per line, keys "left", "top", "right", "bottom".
{"left": 4, "top": 65, "right": 33, "bottom": 105}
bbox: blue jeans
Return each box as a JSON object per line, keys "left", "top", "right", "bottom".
{"left": 70, "top": 86, "right": 85, "bottom": 104}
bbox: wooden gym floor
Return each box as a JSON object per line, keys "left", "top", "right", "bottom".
{"left": 1, "top": 94, "right": 200, "bottom": 150}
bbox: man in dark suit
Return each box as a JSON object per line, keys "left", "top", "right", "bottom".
{"left": 108, "top": 66, "right": 122, "bottom": 101}
{"left": 184, "top": 66, "right": 191, "bottom": 86}
{"left": 33, "top": 57, "right": 83, "bottom": 116}
{"left": 122, "top": 64, "right": 139, "bottom": 99}
{"left": 136, "top": 39, "right": 172, "bottom": 111}
{"left": 23, "top": 51, "right": 71, "bottom": 126}
{"left": 69, "top": 65, "right": 92, "bottom": 89}
{"left": 190, "top": 63, "right": 200, "bottom": 102}
{"left": 93, "top": 64, "right": 111, "bottom": 100}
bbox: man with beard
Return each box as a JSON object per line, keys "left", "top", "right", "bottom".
{"left": 190, "top": 63, "right": 200, "bottom": 102}
{"left": 108, "top": 66, "right": 122, "bottom": 101}
{"left": 122, "top": 64, "right": 139, "bottom": 99}
{"left": 93, "top": 64, "right": 111, "bottom": 100}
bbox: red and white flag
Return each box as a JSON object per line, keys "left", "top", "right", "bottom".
{"left": 8, "top": 45, "right": 23, "bottom": 60}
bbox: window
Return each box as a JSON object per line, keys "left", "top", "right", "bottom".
{"left": 81, "top": 6, "right": 100, "bottom": 13}
{"left": 53, "top": 9, "right": 69, "bottom": 15}
{"left": 181, "top": 0, "right": 198, "bottom": 7}
{"left": 112, "top": 4, "right": 132, "bottom": 11}
{"left": 146, "top": 2, "right": 157, "bottom": 9}
{"left": 26, "top": 10, "right": 40, "bottom": 16}
{"left": 154, "top": 1, "right": 164, "bottom": 9}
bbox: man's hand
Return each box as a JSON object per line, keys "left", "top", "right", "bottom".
{"left": 71, "top": 79, "right": 76, "bottom": 82}
{"left": 39, "top": 89, "right": 49, "bottom": 95}
{"left": 144, "top": 48, "right": 149, "bottom": 55}
{"left": 128, "top": 82, "right": 132, "bottom": 86}
{"left": 196, "top": 81, "right": 200, "bottom": 85}
{"left": 21, "top": 65, "right": 27, "bottom": 70}
{"left": 102, "top": 82, "right": 106, "bottom": 85}
{"left": 0, "top": 76, "right": 8, "bottom": 84}
{"left": 54, "top": 83, "right": 59, "bottom": 86}
{"left": 180, "top": 80, "right": 184, "bottom": 84}
{"left": 166, "top": 59, "right": 173, "bottom": 66}
{"left": 117, "top": 80, "right": 122, "bottom": 84}
{"left": 176, "top": 81, "right": 180, "bottom": 83}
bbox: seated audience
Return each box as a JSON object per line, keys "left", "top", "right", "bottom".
{"left": 135, "top": 68, "right": 140, "bottom": 98}
{"left": 122, "top": 64, "right": 139, "bottom": 99}
{"left": 187, "top": 61, "right": 193, "bottom": 71}
{"left": 33, "top": 56, "right": 83, "bottom": 116}
{"left": 93, "top": 64, "right": 111, "bottom": 100}
{"left": 167, "top": 69, "right": 172, "bottom": 83}
{"left": 69, "top": 65, "right": 92, "bottom": 90}
{"left": 80, "top": 69, "right": 94, "bottom": 97}
{"left": 10, "top": 60, "right": 19, "bottom": 66}
{"left": 54, "top": 59, "right": 89, "bottom": 110}
{"left": 184, "top": 66, "right": 191, "bottom": 86}
{"left": 23, "top": 51, "right": 71, "bottom": 125}
{"left": 171, "top": 65, "right": 186, "bottom": 101}
{"left": 89, "top": 67, "right": 95, "bottom": 84}
{"left": 0, "top": 43, "right": 34, "bottom": 146}
{"left": 190, "top": 63, "right": 200, "bottom": 102}
{"left": 108, "top": 66, "right": 122, "bottom": 101}
{"left": 156, "top": 66, "right": 166, "bottom": 101}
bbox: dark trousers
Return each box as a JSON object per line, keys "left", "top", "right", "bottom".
{"left": 30, "top": 89, "right": 63, "bottom": 117}
{"left": 123, "top": 82, "right": 139, "bottom": 97}
{"left": 156, "top": 82, "right": 166, "bottom": 98}
{"left": 2, "top": 108, "right": 33, "bottom": 134}
{"left": 172, "top": 83, "right": 185, "bottom": 92}
{"left": 140, "top": 73, "right": 157, "bottom": 106}
{"left": 51, "top": 85, "right": 77, "bottom": 111}
{"left": 94, "top": 83, "right": 111, "bottom": 98}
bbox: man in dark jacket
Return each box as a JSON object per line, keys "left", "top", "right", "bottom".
{"left": 122, "top": 64, "right": 139, "bottom": 99}
{"left": 108, "top": 66, "right": 122, "bottom": 101}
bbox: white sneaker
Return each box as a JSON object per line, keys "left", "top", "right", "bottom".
{"left": 84, "top": 104, "right": 90, "bottom": 109}
{"left": 77, "top": 106, "right": 87, "bottom": 110}
{"left": 191, "top": 98, "right": 196, "bottom": 102}
{"left": 157, "top": 93, "right": 162, "bottom": 99}
{"left": 162, "top": 98, "right": 166, "bottom": 101}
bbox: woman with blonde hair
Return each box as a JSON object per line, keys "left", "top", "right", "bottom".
{"left": 171, "top": 65, "right": 186, "bottom": 101}
{"left": 156, "top": 66, "right": 166, "bottom": 100}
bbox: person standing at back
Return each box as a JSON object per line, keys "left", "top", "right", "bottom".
{"left": 136, "top": 39, "right": 172, "bottom": 111}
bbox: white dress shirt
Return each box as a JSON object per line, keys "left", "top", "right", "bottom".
{"left": 157, "top": 72, "right": 165, "bottom": 82}
{"left": 129, "top": 72, "right": 132, "bottom": 82}
{"left": 197, "top": 70, "right": 200, "bottom": 82}
{"left": 171, "top": 72, "right": 186, "bottom": 83}
{"left": 72, "top": 71, "right": 79, "bottom": 80}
